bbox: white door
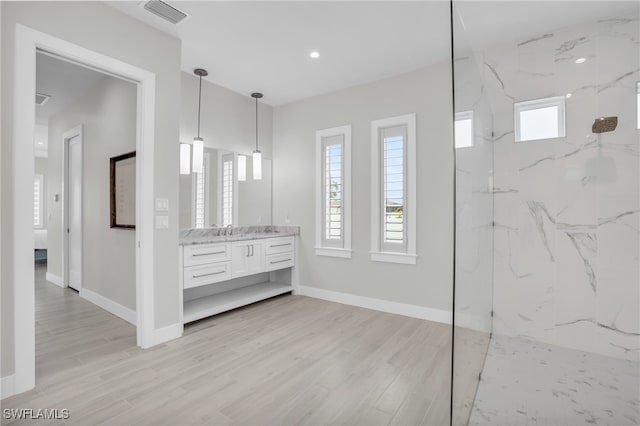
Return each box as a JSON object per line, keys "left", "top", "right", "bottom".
{"left": 231, "top": 242, "right": 250, "bottom": 277}
{"left": 67, "top": 135, "right": 82, "bottom": 291}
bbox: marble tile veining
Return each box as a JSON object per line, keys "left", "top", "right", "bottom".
{"left": 469, "top": 335, "right": 640, "bottom": 426}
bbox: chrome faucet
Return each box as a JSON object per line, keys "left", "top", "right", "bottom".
{"left": 225, "top": 224, "right": 233, "bottom": 236}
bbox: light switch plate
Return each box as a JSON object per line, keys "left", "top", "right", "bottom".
{"left": 155, "top": 215, "right": 169, "bottom": 229}
{"left": 155, "top": 198, "right": 169, "bottom": 212}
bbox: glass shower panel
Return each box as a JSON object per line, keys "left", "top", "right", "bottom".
{"left": 452, "top": 1, "right": 640, "bottom": 425}
{"left": 451, "top": 3, "right": 495, "bottom": 425}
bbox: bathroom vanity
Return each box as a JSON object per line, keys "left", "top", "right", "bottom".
{"left": 179, "top": 226, "right": 299, "bottom": 324}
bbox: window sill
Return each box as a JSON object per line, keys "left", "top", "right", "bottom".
{"left": 370, "top": 251, "right": 417, "bottom": 265}
{"left": 315, "top": 247, "right": 352, "bottom": 259}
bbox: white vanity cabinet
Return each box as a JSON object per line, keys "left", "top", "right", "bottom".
{"left": 231, "top": 240, "right": 266, "bottom": 277}
{"left": 180, "top": 235, "right": 296, "bottom": 324}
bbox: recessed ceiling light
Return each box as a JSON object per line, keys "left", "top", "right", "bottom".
{"left": 37, "top": 141, "right": 44, "bottom": 145}
{"left": 575, "top": 57, "right": 586, "bottom": 64}
{"left": 566, "top": 93, "right": 572, "bottom": 98}
{"left": 309, "top": 51, "right": 320, "bottom": 59}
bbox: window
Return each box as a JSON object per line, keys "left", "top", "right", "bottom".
{"left": 371, "top": 114, "right": 417, "bottom": 264}
{"left": 455, "top": 111, "right": 474, "bottom": 148}
{"left": 220, "top": 153, "right": 234, "bottom": 227}
{"left": 34, "top": 174, "right": 44, "bottom": 228}
{"left": 514, "top": 96, "right": 566, "bottom": 142}
{"left": 192, "top": 151, "right": 210, "bottom": 228}
{"left": 315, "top": 125, "right": 352, "bottom": 258}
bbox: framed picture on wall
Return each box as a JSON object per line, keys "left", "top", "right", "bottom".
{"left": 110, "top": 151, "right": 136, "bottom": 229}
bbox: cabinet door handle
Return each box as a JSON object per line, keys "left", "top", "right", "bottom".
{"left": 193, "top": 270, "right": 226, "bottom": 278}
{"left": 270, "top": 243, "right": 291, "bottom": 248}
{"left": 246, "top": 245, "right": 250, "bottom": 257}
{"left": 270, "top": 258, "right": 292, "bottom": 265}
{"left": 193, "top": 250, "right": 225, "bottom": 256}
{"left": 251, "top": 244, "right": 254, "bottom": 256}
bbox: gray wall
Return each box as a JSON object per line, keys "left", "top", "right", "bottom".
{"left": 1, "top": 1, "right": 181, "bottom": 378}
{"left": 47, "top": 76, "right": 137, "bottom": 310}
{"left": 272, "top": 65, "right": 454, "bottom": 311}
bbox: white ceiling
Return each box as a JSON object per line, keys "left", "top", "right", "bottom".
{"left": 106, "top": 1, "right": 638, "bottom": 107}
{"left": 36, "top": 52, "right": 106, "bottom": 126}
{"left": 106, "top": 1, "right": 451, "bottom": 106}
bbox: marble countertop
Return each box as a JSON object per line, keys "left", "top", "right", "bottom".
{"left": 179, "top": 225, "right": 300, "bottom": 246}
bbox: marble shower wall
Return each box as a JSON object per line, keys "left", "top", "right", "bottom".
{"left": 485, "top": 11, "right": 640, "bottom": 361}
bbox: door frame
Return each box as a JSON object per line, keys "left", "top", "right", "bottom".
{"left": 62, "top": 126, "right": 83, "bottom": 291}
{"left": 13, "top": 24, "right": 157, "bottom": 394}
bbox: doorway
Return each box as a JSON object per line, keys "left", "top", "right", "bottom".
{"left": 64, "top": 130, "right": 83, "bottom": 291}
{"left": 12, "top": 24, "right": 157, "bottom": 395}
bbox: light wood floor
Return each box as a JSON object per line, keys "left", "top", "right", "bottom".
{"left": 3, "top": 263, "right": 452, "bottom": 425}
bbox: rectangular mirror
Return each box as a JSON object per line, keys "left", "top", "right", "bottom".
{"left": 179, "top": 147, "right": 272, "bottom": 228}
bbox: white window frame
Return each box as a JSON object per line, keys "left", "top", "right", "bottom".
{"left": 315, "top": 125, "right": 352, "bottom": 258}
{"left": 216, "top": 151, "right": 239, "bottom": 227}
{"left": 455, "top": 110, "right": 474, "bottom": 149}
{"left": 370, "top": 113, "right": 417, "bottom": 265}
{"left": 33, "top": 174, "right": 44, "bottom": 229}
{"left": 191, "top": 151, "right": 210, "bottom": 228}
{"left": 514, "top": 95, "right": 566, "bottom": 142}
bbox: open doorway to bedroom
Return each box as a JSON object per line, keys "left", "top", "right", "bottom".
{"left": 33, "top": 51, "right": 138, "bottom": 380}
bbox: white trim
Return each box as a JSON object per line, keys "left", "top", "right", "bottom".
{"left": 370, "top": 251, "right": 417, "bottom": 265}
{"left": 62, "top": 125, "right": 83, "bottom": 292}
{"left": 370, "top": 113, "right": 417, "bottom": 262}
{"left": 149, "top": 323, "right": 183, "bottom": 346}
{"left": 45, "top": 272, "right": 64, "bottom": 288}
{"left": 1, "top": 375, "right": 16, "bottom": 400}
{"left": 13, "top": 24, "right": 157, "bottom": 394}
{"left": 315, "top": 125, "right": 352, "bottom": 253}
{"left": 80, "top": 288, "right": 137, "bottom": 325}
{"left": 298, "top": 286, "right": 451, "bottom": 324}
{"left": 314, "top": 247, "right": 352, "bottom": 259}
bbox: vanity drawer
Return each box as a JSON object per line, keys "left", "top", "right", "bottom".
{"left": 184, "top": 262, "right": 231, "bottom": 289}
{"left": 265, "top": 237, "right": 295, "bottom": 255}
{"left": 266, "top": 252, "right": 295, "bottom": 271}
{"left": 184, "top": 243, "right": 230, "bottom": 266}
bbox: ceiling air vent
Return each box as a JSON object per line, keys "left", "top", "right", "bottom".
{"left": 35, "top": 93, "right": 51, "bottom": 106}
{"left": 143, "top": 0, "right": 189, "bottom": 25}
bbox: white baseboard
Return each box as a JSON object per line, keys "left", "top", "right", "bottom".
{"left": 298, "top": 285, "right": 452, "bottom": 324}
{"left": 45, "top": 272, "right": 64, "bottom": 288}
{"left": 149, "top": 323, "right": 183, "bottom": 347}
{"left": 80, "top": 288, "right": 136, "bottom": 325}
{"left": 1, "top": 375, "right": 15, "bottom": 400}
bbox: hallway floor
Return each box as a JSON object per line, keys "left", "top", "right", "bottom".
{"left": 3, "top": 263, "right": 451, "bottom": 425}
{"left": 469, "top": 335, "right": 640, "bottom": 426}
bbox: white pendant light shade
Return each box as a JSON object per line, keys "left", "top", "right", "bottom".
{"left": 252, "top": 151, "right": 262, "bottom": 180}
{"left": 179, "top": 143, "right": 191, "bottom": 175}
{"left": 192, "top": 137, "right": 204, "bottom": 173}
{"left": 238, "top": 155, "right": 247, "bottom": 181}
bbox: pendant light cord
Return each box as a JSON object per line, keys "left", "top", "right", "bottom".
{"left": 255, "top": 96, "right": 259, "bottom": 152}
{"left": 197, "top": 74, "right": 202, "bottom": 139}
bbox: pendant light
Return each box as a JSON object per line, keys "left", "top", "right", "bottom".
{"left": 251, "top": 92, "right": 263, "bottom": 180}
{"left": 179, "top": 143, "right": 191, "bottom": 174}
{"left": 192, "top": 68, "right": 208, "bottom": 174}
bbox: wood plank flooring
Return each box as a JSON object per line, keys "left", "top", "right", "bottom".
{"left": 3, "top": 263, "right": 452, "bottom": 425}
